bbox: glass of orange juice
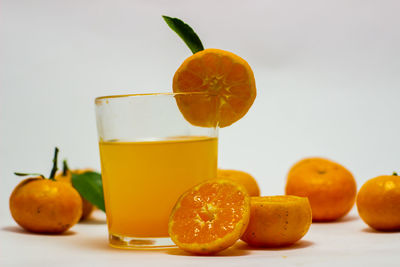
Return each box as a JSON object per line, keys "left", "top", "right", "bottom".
{"left": 95, "top": 92, "right": 218, "bottom": 249}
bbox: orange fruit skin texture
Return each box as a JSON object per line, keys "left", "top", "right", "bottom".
{"left": 356, "top": 175, "right": 400, "bottom": 231}
{"left": 168, "top": 179, "right": 250, "bottom": 255}
{"left": 173, "top": 48, "right": 256, "bottom": 128}
{"left": 9, "top": 178, "right": 82, "bottom": 234}
{"left": 55, "top": 169, "right": 95, "bottom": 221}
{"left": 217, "top": 169, "right": 260, "bottom": 196}
{"left": 285, "top": 157, "right": 357, "bottom": 222}
{"left": 241, "top": 196, "right": 312, "bottom": 247}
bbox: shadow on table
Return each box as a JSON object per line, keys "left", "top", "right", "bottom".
{"left": 234, "top": 240, "right": 314, "bottom": 251}
{"left": 76, "top": 236, "right": 129, "bottom": 252}
{"left": 1, "top": 225, "right": 76, "bottom": 236}
{"left": 69, "top": 234, "right": 249, "bottom": 256}
{"left": 312, "top": 214, "right": 359, "bottom": 224}
{"left": 79, "top": 217, "right": 107, "bottom": 225}
{"left": 75, "top": 236, "right": 176, "bottom": 254}
{"left": 164, "top": 240, "right": 313, "bottom": 256}
{"left": 165, "top": 246, "right": 250, "bottom": 257}
{"left": 361, "top": 227, "right": 400, "bottom": 234}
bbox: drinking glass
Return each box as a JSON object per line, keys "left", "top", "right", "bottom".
{"left": 95, "top": 92, "right": 219, "bottom": 249}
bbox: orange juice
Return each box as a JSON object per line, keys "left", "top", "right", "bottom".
{"left": 99, "top": 136, "right": 218, "bottom": 237}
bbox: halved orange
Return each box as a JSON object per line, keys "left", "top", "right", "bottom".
{"left": 168, "top": 179, "right": 250, "bottom": 255}
{"left": 241, "top": 196, "right": 312, "bottom": 247}
{"left": 173, "top": 48, "right": 256, "bottom": 127}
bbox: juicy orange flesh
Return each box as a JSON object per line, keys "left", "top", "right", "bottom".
{"left": 171, "top": 182, "right": 246, "bottom": 244}
{"left": 174, "top": 93, "right": 219, "bottom": 127}
{"left": 177, "top": 55, "right": 251, "bottom": 97}
{"left": 174, "top": 50, "right": 254, "bottom": 127}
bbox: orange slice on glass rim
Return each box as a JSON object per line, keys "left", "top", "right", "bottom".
{"left": 173, "top": 48, "right": 256, "bottom": 128}
{"left": 168, "top": 179, "right": 250, "bottom": 255}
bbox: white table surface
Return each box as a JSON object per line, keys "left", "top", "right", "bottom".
{"left": 2, "top": 1, "right": 400, "bottom": 266}
{"left": 1, "top": 209, "right": 399, "bottom": 267}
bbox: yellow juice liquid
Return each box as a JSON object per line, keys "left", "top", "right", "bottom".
{"left": 99, "top": 136, "right": 218, "bottom": 237}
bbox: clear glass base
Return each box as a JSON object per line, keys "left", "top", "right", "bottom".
{"left": 109, "top": 233, "right": 176, "bottom": 249}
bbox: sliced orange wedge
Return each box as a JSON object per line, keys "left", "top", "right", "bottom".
{"left": 168, "top": 179, "right": 250, "bottom": 255}
{"left": 173, "top": 48, "right": 256, "bottom": 127}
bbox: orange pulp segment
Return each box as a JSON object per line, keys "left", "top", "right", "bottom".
{"left": 168, "top": 179, "right": 250, "bottom": 254}
{"left": 173, "top": 48, "right": 256, "bottom": 127}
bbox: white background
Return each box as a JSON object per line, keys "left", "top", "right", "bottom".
{"left": 1, "top": 0, "right": 400, "bottom": 265}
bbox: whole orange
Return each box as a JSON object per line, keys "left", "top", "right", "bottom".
{"left": 285, "top": 157, "right": 357, "bottom": 221}
{"left": 241, "top": 196, "right": 312, "bottom": 247}
{"left": 9, "top": 177, "right": 82, "bottom": 234}
{"left": 356, "top": 173, "right": 400, "bottom": 231}
{"left": 217, "top": 169, "right": 260, "bottom": 196}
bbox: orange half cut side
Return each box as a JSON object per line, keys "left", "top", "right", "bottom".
{"left": 168, "top": 179, "right": 250, "bottom": 255}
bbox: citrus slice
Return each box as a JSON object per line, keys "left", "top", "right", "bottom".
{"left": 173, "top": 48, "right": 256, "bottom": 127}
{"left": 241, "top": 196, "right": 312, "bottom": 247}
{"left": 168, "top": 179, "right": 250, "bottom": 255}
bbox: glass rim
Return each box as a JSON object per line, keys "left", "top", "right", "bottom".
{"left": 95, "top": 91, "right": 216, "bottom": 104}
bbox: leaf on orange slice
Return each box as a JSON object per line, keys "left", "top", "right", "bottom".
{"left": 168, "top": 179, "right": 250, "bottom": 255}
{"left": 162, "top": 16, "right": 204, "bottom": 54}
{"left": 173, "top": 48, "right": 256, "bottom": 128}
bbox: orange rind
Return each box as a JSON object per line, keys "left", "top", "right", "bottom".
{"left": 285, "top": 157, "right": 357, "bottom": 221}
{"left": 241, "top": 195, "right": 312, "bottom": 247}
{"left": 217, "top": 169, "right": 260, "bottom": 196}
{"left": 357, "top": 174, "right": 400, "bottom": 231}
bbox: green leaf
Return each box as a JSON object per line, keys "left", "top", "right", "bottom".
{"left": 71, "top": 171, "right": 105, "bottom": 212}
{"left": 163, "top": 15, "right": 204, "bottom": 54}
{"left": 48, "top": 147, "right": 59, "bottom": 180}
